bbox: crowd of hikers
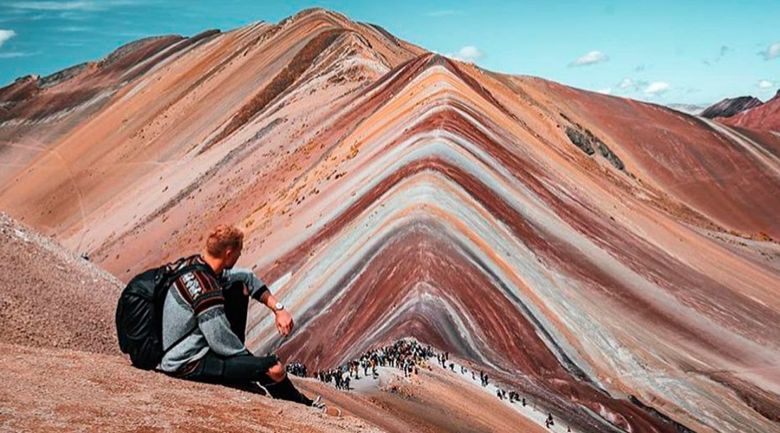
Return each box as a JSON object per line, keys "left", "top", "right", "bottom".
{"left": 310, "top": 339, "right": 436, "bottom": 389}
{"left": 285, "top": 361, "right": 307, "bottom": 378}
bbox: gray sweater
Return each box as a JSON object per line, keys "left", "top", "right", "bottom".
{"left": 157, "top": 255, "right": 269, "bottom": 374}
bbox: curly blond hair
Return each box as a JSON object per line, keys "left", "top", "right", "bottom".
{"left": 206, "top": 224, "right": 244, "bottom": 256}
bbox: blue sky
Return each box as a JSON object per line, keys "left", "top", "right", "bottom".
{"left": 0, "top": 0, "right": 778, "bottom": 105}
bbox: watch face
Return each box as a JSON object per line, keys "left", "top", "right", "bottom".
{"left": 275, "top": 302, "right": 284, "bottom": 310}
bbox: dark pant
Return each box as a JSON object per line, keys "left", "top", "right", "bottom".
{"left": 184, "top": 281, "right": 276, "bottom": 385}
{"left": 184, "top": 351, "right": 280, "bottom": 386}
{"left": 181, "top": 282, "right": 312, "bottom": 405}
{"left": 223, "top": 281, "right": 249, "bottom": 343}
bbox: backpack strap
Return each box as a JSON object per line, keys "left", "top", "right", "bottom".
{"left": 168, "top": 262, "right": 214, "bottom": 284}
{"left": 160, "top": 261, "right": 217, "bottom": 355}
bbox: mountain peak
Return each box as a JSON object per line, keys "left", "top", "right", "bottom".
{"left": 279, "top": 7, "right": 353, "bottom": 28}
{"left": 700, "top": 95, "right": 763, "bottom": 118}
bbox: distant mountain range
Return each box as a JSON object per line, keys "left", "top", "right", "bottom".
{"left": 666, "top": 90, "right": 779, "bottom": 133}
{"left": 665, "top": 103, "right": 709, "bottom": 115}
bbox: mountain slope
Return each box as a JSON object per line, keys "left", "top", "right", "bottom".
{"left": 1, "top": 8, "right": 779, "bottom": 433}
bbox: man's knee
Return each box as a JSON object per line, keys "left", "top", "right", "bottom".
{"left": 267, "top": 362, "right": 286, "bottom": 382}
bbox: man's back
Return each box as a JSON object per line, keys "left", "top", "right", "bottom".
{"left": 159, "top": 254, "right": 247, "bottom": 374}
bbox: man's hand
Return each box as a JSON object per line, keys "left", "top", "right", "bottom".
{"left": 259, "top": 290, "right": 293, "bottom": 336}
{"left": 274, "top": 309, "right": 294, "bottom": 336}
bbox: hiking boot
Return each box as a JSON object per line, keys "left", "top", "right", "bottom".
{"left": 311, "top": 396, "right": 342, "bottom": 417}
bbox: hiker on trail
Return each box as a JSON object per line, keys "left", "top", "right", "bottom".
{"left": 156, "top": 224, "right": 327, "bottom": 410}
{"left": 286, "top": 361, "right": 307, "bottom": 377}
{"left": 480, "top": 371, "right": 489, "bottom": 386}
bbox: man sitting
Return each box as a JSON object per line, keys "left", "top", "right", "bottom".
{"left": 157, "top": 224, "right": 326, "bottom": 409}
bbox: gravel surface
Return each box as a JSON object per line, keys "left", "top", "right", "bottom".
{"left": 0, "top": 212, "right": 123, "bottom": 354}
{"left": 0, "top": 343, "right": 383, "bottom": 433}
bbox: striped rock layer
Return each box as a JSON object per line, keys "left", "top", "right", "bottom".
{"left": 1, "top": 8, "right": 779, "bottom": 433}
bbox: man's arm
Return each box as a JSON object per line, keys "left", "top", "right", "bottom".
{"left": 222, "top": 268, "right": 294, "bottom": 336}
{"left": 222, "top": 267, "right": 270, "bottom": 301}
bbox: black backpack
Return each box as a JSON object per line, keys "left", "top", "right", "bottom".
{"left": 115, "top": 257, "right": 210, "bottom": 370}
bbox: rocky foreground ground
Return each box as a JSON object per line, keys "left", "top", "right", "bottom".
{"left": 0, "top": 212, "right": 121, "bottom": 354}
{"left": 0, "top": 343, "right": 383, "bottom": 433}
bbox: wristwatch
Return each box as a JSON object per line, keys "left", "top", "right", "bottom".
{"left": 274, "top": 302, "right": 285, "bottom": 312}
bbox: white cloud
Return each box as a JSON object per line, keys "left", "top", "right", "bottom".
{"left": 446, "top": 45, "right": 484, "bottom": 63}
{"left": 8, "top": 1, "right": 95, "bottom": 10}
{"left": 569, "top": 50, "right": 609, "bottom": 67}
{"left": 758, "top": 79, "right": 774, "bottom": 89}
{"left": 703, "top": 45, "right": 730, "bottom": 65}
{"left": 759, "top": 42, "right": 780, "bottom": 60}
{"left": 0, "top": 51, "right": 36, "bottom": 58}
{"left": 8, "top": 0, "right": 141, "bottom": 11}
{"left": 0, "top": 29, "right": 16, "bottom": 48}
{"left": 644, "top": 81, "right": 670, "bottom": 95}
{"left": 458, "top": 46, "right": 483, "bottom": 60}
{"left": 616, "top": 77, "right": 649, "bottom": 93}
